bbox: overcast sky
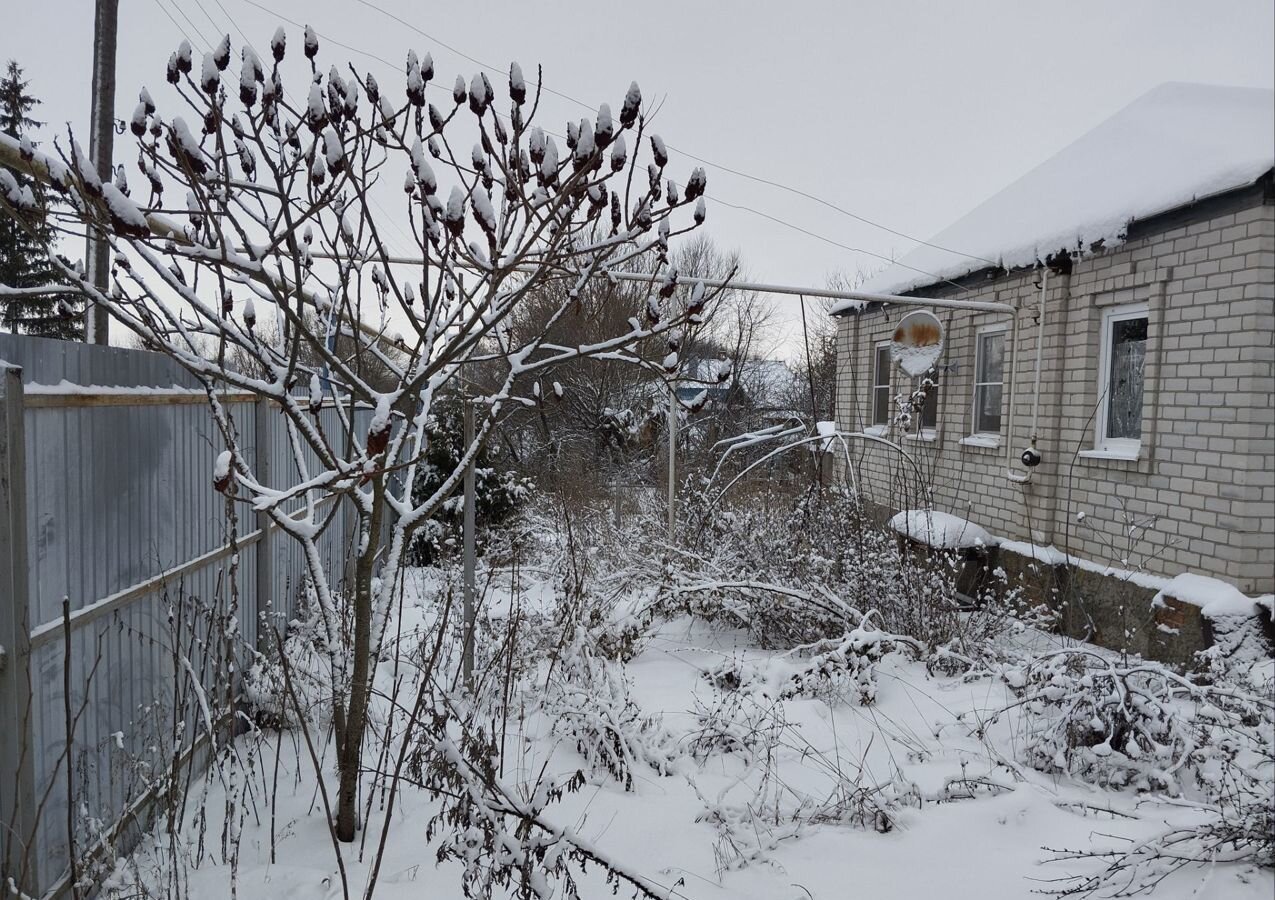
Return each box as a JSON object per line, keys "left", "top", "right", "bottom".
{"left": 4, "top": 0, "right": 1273, "bottom": 357}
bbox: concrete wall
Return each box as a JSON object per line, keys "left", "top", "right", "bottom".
{"left": 834, "top": 189, "right": 1274, "bottom": 594}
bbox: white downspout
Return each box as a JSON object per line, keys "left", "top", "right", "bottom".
{"left": 1008, "top": 267, "right": 1049, "bottom": 484}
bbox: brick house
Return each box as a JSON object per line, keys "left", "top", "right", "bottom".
{"left": 831, "top": 83, "right": 1274, "bottom": 597}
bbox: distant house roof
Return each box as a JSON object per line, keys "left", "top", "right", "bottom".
{"left": 684, "top": 358, "right": 801, "bottom": 410}
{"left": 840, "top": 82, "right": 1275, "bottom": 305}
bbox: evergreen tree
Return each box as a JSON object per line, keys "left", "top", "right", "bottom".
{"left": 0, "top": 60, "right": 83, "bottom": 339}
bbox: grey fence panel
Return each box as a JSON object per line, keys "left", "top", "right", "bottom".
{"left": 0, "top": 336, "right": 378, "bottom": 896}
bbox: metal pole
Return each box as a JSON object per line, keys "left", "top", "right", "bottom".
{"left": 667, "top": 382, "right": 676, "bottom": 542}
{"left": 0, "top": 365, "right": 37, "bottom": 892}
{"left": 461, "top": 398, "right": 476, "bottom": 688}
{"left": 85, "top": 0, "right": 118, "bottom": 345}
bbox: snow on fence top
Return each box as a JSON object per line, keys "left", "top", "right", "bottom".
{"left": 889, "top": 508, "right": 994, "bottom": 550}
{"left": 851, "top": 82, "right": 1275, "bottom": 300}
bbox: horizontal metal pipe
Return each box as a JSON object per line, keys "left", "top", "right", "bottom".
{"left": 310, "top": 250, "right": 1016, "bottom": 315}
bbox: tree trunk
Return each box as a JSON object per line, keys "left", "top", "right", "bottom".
{"left": 336, "top": 482, "right": 384, "bottom": 842}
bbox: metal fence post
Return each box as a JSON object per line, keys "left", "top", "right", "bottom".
{"left": 0, "top": 365, "right": 38, "bottom": 892}
{"left": 461, "top": 400, "right": 476, "bottom": 689}
{"left": 253, "top": 398, "right": 273, "bottom": 651}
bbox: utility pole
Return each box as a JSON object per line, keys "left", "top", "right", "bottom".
{"left": 85, "top": 0, "right": 119, "bottom": 345}
{"left": 461, "top": 398, "right": 476, "bottom": 689}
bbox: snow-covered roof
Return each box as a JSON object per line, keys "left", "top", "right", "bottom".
{"left": 856, "top": 82, "right": 1275, "bottom": 299}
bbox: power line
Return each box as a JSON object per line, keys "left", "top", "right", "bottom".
{"left": 236, "top": 0, "right": 972, "bottom": 293}
{"left": 349, "top": 0, "right": 996, "bottom": 270}
{"left": 149, "top": 0, "right": 203, "bottom": 50}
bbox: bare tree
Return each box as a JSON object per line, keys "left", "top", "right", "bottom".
{"left": 0, "top": 27, "right": 724, "bottom": 844}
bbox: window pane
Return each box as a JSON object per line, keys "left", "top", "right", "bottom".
{"left": 873, "top": 386, "right": 889, "bottom": 425}
{"left": 976, "top": 384, "right": 1002, "bottom": 433}
{"left": 978, "top": 333, "right": 1004, "bottom": 382}
{"left": 920, "top": 378, "right": 938, "bottom": 429}
{"left": 1106, "top": 316, "right": 1147, "bottom": 439}
{"left": 874, "top": 346, "right": 891, "bottom": 388}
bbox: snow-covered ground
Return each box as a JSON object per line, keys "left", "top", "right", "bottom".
{"left": 110, "top": 563, "right": 1273, "bottom": 900}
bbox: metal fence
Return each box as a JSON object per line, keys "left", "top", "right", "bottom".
{"left": 0, "top": 334, "right": 363, "bottom": 896}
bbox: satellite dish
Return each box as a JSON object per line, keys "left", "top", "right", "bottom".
{"left": 891, "top": 310, "right": 944, "bottom": 376}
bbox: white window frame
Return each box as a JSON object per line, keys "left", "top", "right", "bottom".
{"left": 868, "top": 341, "right": 892, "bottom": 432}
{"left": 1094, "top": 302, "right": 1149, "bottom": 457}
{"left": 969, "top": 324, "right": 1006, "bottom": 440}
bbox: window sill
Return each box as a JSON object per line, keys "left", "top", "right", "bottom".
{"left": 960, "top": 434, "right": 1001, "bottom": 449}
{"left": 1078, "top": 447, "right": 1142, "bottom": 462}
{"left": 905, "top": 429, "right": 938, "bottom": 443}
{"left": 864, "top": 425, "right": 889, "bottom": 437}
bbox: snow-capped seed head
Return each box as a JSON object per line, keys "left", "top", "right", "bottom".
{"left": 693, "top": 197, "right": 706, "bottom": 224}
{"left": 176, "top": 40, "right": 193, "bottom": 73}
{"left": 610, "top": 192, "right": 621, "bottom": 229}
{"left": 470, "top": 183, "right": 496, "bottom": 234}
{"left": 270, "top": 26, "right": 286, "bottom": 62}
{"left": 687, "top": 281, "right": 707, "bottom": 315}
{"left": 645, "top": 295, "right": 661, "bottom": 325}
{"left": 573, "top": 119, "right": 595, "bottom": 164}
{"left": 138, "top": 87, "right": 156, "bottom": 115}
{"left": 304, "top": 25, "right": 319, "bottom": 59}
{"left": 468, "top": 73, "right": 490, "bottom": 115}
{"left": 342, "top": 78, "right": 359, "bottom": 115}
{"left": 444, "top": 185, "right": 466, "bottom": 236}
{"left": 539, "top": 136, "right": 559, "bottom": 183}
{"left": 364, "top": 73, "right": 379, "bottom": 105}
{"left": 166, "top": 53, "right": 180, "bottom": 84}
{"left": 130, "top": 102, "right": 149, "bottom": 136}
{"left": 242, "top": 297, "right": 256, "bottom": 328}
{"left": 509, "top": 61, "right": 526, "bottom": 104}
{"left": 594, "top": 103, "right": 613, "bottom": 148}
{"left": 240, "top": 49, "right": 262, "bottom": 106}
{"left": 452, "top": 74, "right": 467, "bottom": 105}
{"left": 309, "top": 372, "right": 323, "bottom": 410}
{"left": 213, "top": 35, "right": 231, "bottom": 71}
{"left": 307, "top": 82, "right": 327, "bottom": 131}
{"left": 420, "top": 53, "right": 433, "bottom": 81}
{"left": 565, "top": 120, "right": 578, "bottom": 150}
{"left": 213, "top": 450, "right": 234, "bottom": 493}
{"left": 471, "top": 142, "right": 485, "bottom": 171}
{"left": 310, "top": 150, "right": 327, "bottom": 185}
{"left": 200, "top": 53, "right": 219, "bottom": 93}
{"left": 684, "top": 166, "right": 707, "bottom": 200}
{"left": 665, "top": 179, "right": 679, "bottom": 205}
{"left": 620, "top": 81, "right": 641, "bottom": 128}
{"left": 659, "top": 267, "right": 678, "bottom": 299}
{"left": 610, "top": 133, "right": 627, "bottom": 172}
{"left": 650, "top": 134, "right": 668, "bottom": 168}
{"left": 528, "top": 127, "right": 545, "bottom": 164}
{"left": 406, "top": 50, "right": 425, "bottom": 106}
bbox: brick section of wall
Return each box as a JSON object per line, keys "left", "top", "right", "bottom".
{"left": 834, "top": 198, "right": 1275, "bottom": 594}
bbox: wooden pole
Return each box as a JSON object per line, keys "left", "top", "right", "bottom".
{"left": 85, "top": 0, "right": 119, "bottom": 344}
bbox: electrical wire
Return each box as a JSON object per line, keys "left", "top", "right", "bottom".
{"left": 236, "top": 0, "right": 977, "bottom": 295}
{"left": 350, "top": 0, "right": 997, "bottom": 269}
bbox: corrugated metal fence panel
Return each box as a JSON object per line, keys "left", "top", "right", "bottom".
{"left": 0, "top": 336, "right": 372, "bottom": 890}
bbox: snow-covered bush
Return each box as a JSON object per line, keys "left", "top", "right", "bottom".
{"left": 541, "top": 626, "right": 679, "bottom": 789}
{"left": 986, "top": 648, "right": 1273, "bottom": 797}
{"left": 659, "top": 484, "right": 1022, "bottom": 659}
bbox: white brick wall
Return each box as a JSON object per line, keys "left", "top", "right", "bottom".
{"left": 835, "top": 197, "right": 1275, "bottom": 594}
